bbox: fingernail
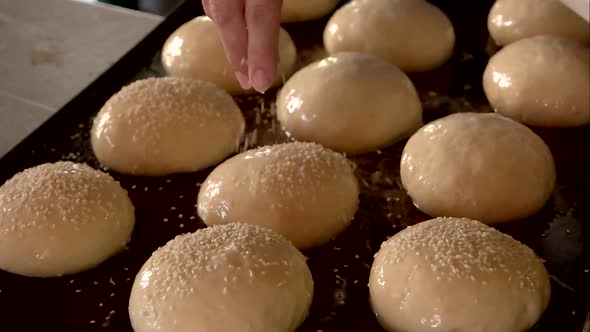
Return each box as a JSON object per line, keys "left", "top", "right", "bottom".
{"left": 235, "top": 72, "right": 250, "bottom": 90}
{"left": 251, "top": 69, "right": 270, "bottom": 93}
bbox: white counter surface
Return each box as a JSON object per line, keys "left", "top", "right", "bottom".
{"left": 0, "top": 0, "right": 163, "bottom": 157}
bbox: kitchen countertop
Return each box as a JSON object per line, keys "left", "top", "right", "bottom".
{"left": 0, "top": 0, "right": 164, "bottom": 157}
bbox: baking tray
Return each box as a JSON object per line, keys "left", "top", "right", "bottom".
{"left": 1, "top": 1, "right": 589, "bottom": 331}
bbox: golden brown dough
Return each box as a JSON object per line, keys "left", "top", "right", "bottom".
{"left": 483, "top": 35, "right": 590, "bottom": 128}
{"left": 197, "top": 142, "right": 359, "bottom": 249}
{"left": 323, "top": 0, "right": 455, "bottom": 72}
{"left": 400, "top": 112, "right": 556, "bottom": 224}
{"left": 488, "top": 0, "right": 590, "bottom": 46}
{"left": 281, "top": 0, "right": 340, "bottom": 22}
{"left": 162, "top": 16, "right": 297, "bottom": 95}
{"left": 370, "top": 217, "right": 551, "bottom": 332}
{"left": 0, "top": 161, "right": 134, "bottom": 277}
{"left": 129, "top": 223, "right": 314, "bottom": 332}
{"left": 91, "top": 77, "right": 245, "bottom": 176}
{"left": 277, "top": 52, "right": 423, "bottom": 154}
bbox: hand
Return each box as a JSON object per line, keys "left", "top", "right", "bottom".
{"left": 203, "top": 0, "right": 283, "bottom": 93}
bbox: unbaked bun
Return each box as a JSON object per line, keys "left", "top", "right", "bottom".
{"left": 369, "top": 217, "right": 551, "bottom": 332}
{"left": 323, "top": 0, "right": 455, "bottom": 72}
{"left": 276, "top": 52, "right": 423, "bottom": 154}
{"left": 0, "top": 161, "right": 134, "bottom": 277}
{"left": 400, "top": 112, "right": 556, "bottom": 224}
{"left": 488, "top": 0, "right": 590, "bottom": 47}
{"left": 483, "top": 35, "right": 590, "bottom": 128}
{"left": 162, "top": 16, "right": 297, "bottom": 95}
{"left": 281, "top": 0, "right": 340, "bottom": 23}
{"left": 91, "top": 77, "right": 245, "bottom": 176}
{"left": 129, "top": 223, "right": 314, "bottom": 332}
{"left": 197, "top": 142, "right": 359, "bottom": 249}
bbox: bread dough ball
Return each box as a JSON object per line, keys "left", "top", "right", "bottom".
{"left": 162, "top": 16, "right": 297, "bottom": 95}
{"left": 369, "top": 217, "right": 551, "bottom": 332}
{"left": 129, "top": 223, "right": 314, "bottom": 332}
{"left": 197, "top": 142, "right": 359, "bottom": 249}
{"left": 483, "top": 35, "right": 590, "bottom": 128}
{"left": 488, "top": 0, "right": 590, "bottom": 46}
{"left": 0, "top": 161, "right": 135, "bottom": 277}
{"left": 323, "top": 0, "right": 455, "bottom": 72}
{"left": 281, "top": 0, "right": 340, "bottom": 23}
{"left": 277, "top": 52, "right": 423, "bottom": 154}
{"left": 400, "top": 112, "right": 556, "bottom": 224}
{"left": 91, "top": 77, "right": 245, "bottom": 176}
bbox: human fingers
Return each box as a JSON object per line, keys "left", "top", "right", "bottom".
{"left": 203, "top": 0, "right": 251, "bottom": 89}
{"left": 245, "top": 0, "right": 282, "bottom": 93}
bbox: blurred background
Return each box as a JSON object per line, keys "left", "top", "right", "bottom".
{"left": 78, "top": 0, "right": 184, "bottom": 15}
{"left": 79, "top": 0, "right": 354, "bottom": 16}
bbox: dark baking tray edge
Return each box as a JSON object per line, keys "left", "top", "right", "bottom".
{"left": 0, "top": 1, "right": 589, "bottom": 331}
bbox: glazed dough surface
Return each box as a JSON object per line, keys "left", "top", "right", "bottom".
{"left": 281, "top": 0, "right": 340, "bottom": 23}
{"left": 369, "top": 217, "right": 551, "bottom": 332}
{"left": 277, "top": 52, "right": 423, "bottom": 154}
{"left": 0, "top": 161, "right": 135, "bottom": 277}
{"left": 400, "top": 112, "right": 556, "bottom": 224}
{"left": 129, "top": 223, "right": 314, "bottom": 332}
{"left": 323, "top": 0, "right": 455, "bottom": 72}
{"left": 197, "top": 142, "right": 359, "bottom": 249}
{"left": 483, "top": 35, "right": 590, "bottom": 128}
{"left": 488, "top": 0, "right": 590, "bottom": 46}
{"left": 91, "top": 77, "right": 245, "bottom": 176}
{"left": 162, "top": 16, "right": 297, "bottom": 94}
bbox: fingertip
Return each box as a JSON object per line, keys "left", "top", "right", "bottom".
{"left": 249, "top": 69, "right": 273, "bottom": 93}
{"left": 235, "top": 71, "right": 251, "bottom": 90}
{"left": 205, "top": 0, "right": 250, "bottom": 89}
{"left": 244, "top": 0, "right": 282, "bottom": 93}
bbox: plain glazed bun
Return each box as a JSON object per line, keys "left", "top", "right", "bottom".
{"left": 91, "top": 77, "right": 245, "bottom": 176}
{"left": 488, "top": 0, "right": 590, "bottom": 46}
{"left": 162, "top": 16, "right": 297, "bottom": 95}
{"left": 197, "top": 142, "right": 359, "bottom": 249}
{"left": 323, "top": 0, "right": 455, "bottom": 72}
{"left": 129, "top": 223, "right": 314, "bottom": 332}
{"left": 281, "top": 0, "right": 340, "bottom": 23}
{"left": 400, "top": 112, "right": 556, "bottom": 224}
{"left": 0, "top": 161, "right": 135, "bottom": 277}
{"left": 369, "top": 217, "right": 551, "bottom": 332}
{"left": 483, "top": 35, "right": 590, "bottom": 128}
{"left": 276, "top": 52, "right": 423, "bottom": 154}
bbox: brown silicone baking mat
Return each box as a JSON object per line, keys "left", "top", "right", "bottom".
{"left": 0, "top": 0, "right": 589, "bottom": 331}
